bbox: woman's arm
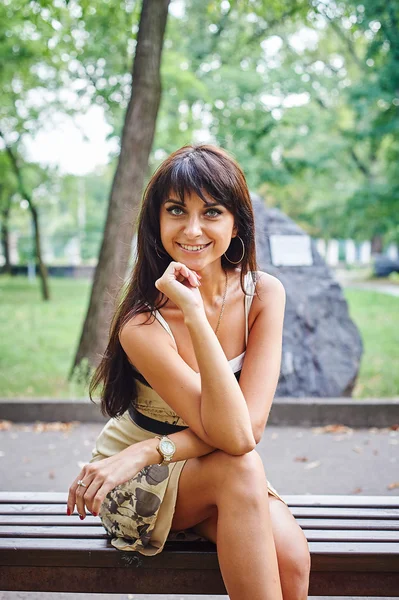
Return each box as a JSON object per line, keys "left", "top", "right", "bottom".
{"left": 135, "top": 271, "right": 285, "bottom": 465}
{"left": 121, "top": 262, "right": 255, "bottom": 455}
{"left": 137, "top": 427, "right": 218, "bottom": 467}
{"left": 238, "top": 273, "right": 286, "bottom": 443}
{"left": 183, "top": 305, "right": 255, "bottom": 454}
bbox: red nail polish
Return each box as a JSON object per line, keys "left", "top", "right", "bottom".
{"left": 92, "top": 512, "right": 98, "bottom": 517}
{"left": 66, "top": 508, "right": 71, "bottom": 516}
{"left": 79, "top": 515, "right": 84, "bottom": 520}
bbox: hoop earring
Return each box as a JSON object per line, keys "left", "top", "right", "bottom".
{"left": 223, "top": 235, "right": 245, "bottom": 264}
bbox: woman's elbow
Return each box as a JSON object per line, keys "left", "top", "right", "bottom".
{"left": 226, "top": 434, "right": 256, "bottom": 456}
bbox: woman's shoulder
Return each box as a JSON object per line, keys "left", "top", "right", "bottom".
{"left": 251, "top": 270, "right": 286, "bottom": 308}
{"left": 119, "top": 308, "right": 176, "bottom": 351}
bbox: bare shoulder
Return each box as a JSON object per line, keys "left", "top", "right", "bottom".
{"left": 254, "top": 270, "right": 286, "bottom": 303}
{"left": 119, "top": 309, "right": 175, "bottom": 361}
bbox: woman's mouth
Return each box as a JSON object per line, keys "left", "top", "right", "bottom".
{"left": 177, "top": 242, "right": 212, "bottom": 253}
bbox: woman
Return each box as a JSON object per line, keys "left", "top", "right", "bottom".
{"left": 67, "top": 144, "right": 310, "bottom": 600}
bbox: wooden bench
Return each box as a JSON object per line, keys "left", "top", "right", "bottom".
{"left": 0, "top": 492, "right": 398, "bottom": 597}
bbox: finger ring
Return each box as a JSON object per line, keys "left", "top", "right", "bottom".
{"left": 77, "top": 479, "right": 87, "bottom": 487}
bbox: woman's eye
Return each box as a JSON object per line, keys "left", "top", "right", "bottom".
{"left": 167, "top": 206, "right": 184, "bottom": 216}
{"left": 205, "top": 208, "right": 221, "bottom": 218}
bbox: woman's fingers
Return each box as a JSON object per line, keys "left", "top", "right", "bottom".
{"left": 171, "top": 262, "right": 200, "bottom": 286}
{"left": 67, "top": 470, "right": 95, "bottom": 519}
{"left": 91, "top": 482, "right": 113, "bottom": 516}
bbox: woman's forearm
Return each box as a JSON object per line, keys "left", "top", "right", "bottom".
{"left": 137, "top": 427, "right": 217, "bottom": 467}
{"left": 184, "top": 308, "right": 255, "bottom": 454}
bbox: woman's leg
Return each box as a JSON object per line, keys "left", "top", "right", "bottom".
{"left": 191, "top": 495, "right": 311, "bottom": 600}
{"left": 170, "top": 449, "right": 283, "bottom": 600}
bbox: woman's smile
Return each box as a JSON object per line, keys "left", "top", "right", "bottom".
{"left": 177, "top": 242, "right": 212, "bottom": 253}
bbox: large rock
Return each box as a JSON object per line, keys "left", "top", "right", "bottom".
{"left": 252, "top": 195, "right": 363, "bottom": 397}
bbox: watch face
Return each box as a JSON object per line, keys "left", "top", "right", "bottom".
{"left": 160, "top": 439, "right": 175, "bottom": 455}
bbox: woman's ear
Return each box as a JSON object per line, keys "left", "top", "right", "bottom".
{"left": 232, "top": 224, "right": 238, "bottom": 238}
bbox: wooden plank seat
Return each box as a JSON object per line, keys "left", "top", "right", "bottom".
{"left": 0, "top": 492, "right": 398, "bottom": 597}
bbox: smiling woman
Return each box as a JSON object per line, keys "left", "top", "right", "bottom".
{"left": 67, "top": 144, "right": 310, "bottom": 600}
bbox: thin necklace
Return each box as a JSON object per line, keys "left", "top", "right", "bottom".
{"left": 214, "top": 269, "right": 228, "bottom": 337}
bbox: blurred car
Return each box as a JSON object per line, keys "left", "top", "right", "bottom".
{"left": 373, "top": 254, "right": 399, "bottom": 277}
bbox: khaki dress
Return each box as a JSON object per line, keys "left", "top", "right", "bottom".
{"left": 90, "top": 272, "right": 287, "bottom": 556}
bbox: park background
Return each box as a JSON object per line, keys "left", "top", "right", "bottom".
{"left": 0, "top": 0, "right": 398, "bottom": 402}
{"left": 0, "top": 2, "right": 398, "bottom": 599}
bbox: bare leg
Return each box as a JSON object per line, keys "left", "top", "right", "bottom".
{"left": 193, "top": 494, "right": 311, "bottom": 600}
{"left": 171, "top": 449, "right": 283, "bottom": 600}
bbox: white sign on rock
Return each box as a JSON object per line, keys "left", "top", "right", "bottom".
{"left": 269, "top": 235, "right": 313, "bottom": 266}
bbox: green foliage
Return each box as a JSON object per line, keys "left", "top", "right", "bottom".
{"left": 1, "top": 0, "right": 398, "bottom": 258}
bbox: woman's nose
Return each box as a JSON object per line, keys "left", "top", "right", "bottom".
{"left": 184, "top": 216, "right": 202, "bottom": 238}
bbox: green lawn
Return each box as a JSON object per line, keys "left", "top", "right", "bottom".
{"left": 0, "top": 276, "right": 398, "bottom": 399}
{"left": 342, "top": 288, "right": 399, "bottom": 398}
{"left": 0, "top": 276, "right": 91, "bottom": 398}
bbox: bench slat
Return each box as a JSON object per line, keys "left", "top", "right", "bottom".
{"left": 0, "top": 515, "right": 100, "bottom": 525}
{"left": 291, "top": 506, "right": 399, "bottom": 518}
{"left": 0, "top": 525, "right": 399, "bottom": 544}
{"left": 0, "top": 526, "right": 109, "bottom": 538}
{"left": 1, "top": 525, "right": 398, "bottom": 542}
{"left": 0, "top": 565, "right": 398, "bottom": 597}
{"left": 1, "top": 503, "right": 399, "bottom": 520}
{"left": 1, "top": 537, "right": 399, "bottom": 571}
{"left": 1, "top": 491, "right": 398, "bottom": 507}
{"left": 305, "top": 529, "right": 399, "bottom": 541}
{"left": 296, "top": 518, "right": 399, "bottom": 530}
{"left": 2, "top": 514, "right": 398, "bottom": 530}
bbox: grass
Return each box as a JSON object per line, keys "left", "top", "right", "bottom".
{"left": 0, "top": 276, "right": 91, "bottom": 398}
{"left": 0, "top": 275, "right": 398, "bottom": 399}
{"left": 342, "top": 288, "right": 399, "bottom": 398}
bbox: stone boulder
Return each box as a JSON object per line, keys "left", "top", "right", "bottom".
{"left": 252, "top": 194, "right": 363, "bottom": 397}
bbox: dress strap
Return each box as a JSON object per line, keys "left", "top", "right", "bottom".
{"left": 244, "top": 271, "right": 256, "bottom": 345}
{"left": 154, "top": 309, "right": 176, "bottom": 344}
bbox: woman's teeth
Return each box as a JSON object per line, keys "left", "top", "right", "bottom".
{"left": 179, "top": 243, "right": 209, "bottom": 251}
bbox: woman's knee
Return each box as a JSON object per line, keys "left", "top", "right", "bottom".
{"left": 280, "top": 534, "right": 310, "bottom": 600}
{"left": 270, "top": 498, "right": 311, "bottom": 599}
{"left": 209, "top": 448, "right": 268, "bottom": 502}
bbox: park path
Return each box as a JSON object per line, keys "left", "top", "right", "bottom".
{"left": 333, "top": 267, "right": 399, "bottom": 296}
{"left": 344, "top": 281, "right": 399, "bottom": 296}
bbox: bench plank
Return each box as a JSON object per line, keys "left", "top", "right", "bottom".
{"left": 1, "top": 491, "right": 398, "bottom": 506}
{"left": 2, "top": 525, "right": 398, "bottom": 543}
{"left": 1, "top": 514, "right": 399, "bottom": 530}
{"left": 0, "top": 564, "right": 398, "bottom": 596}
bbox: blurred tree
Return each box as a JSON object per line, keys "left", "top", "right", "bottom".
{"left": 0, "top": 0, "right": 70, "bottom": 298}
{"left": 71, "top": 0, "right": 170, "bottom": 377}
{"left": 0, "top": 154, "right": 16, "bottom": 274}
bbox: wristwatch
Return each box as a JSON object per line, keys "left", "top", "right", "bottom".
{"left": 155, "top": 435, "right": 176, "bottom": 466}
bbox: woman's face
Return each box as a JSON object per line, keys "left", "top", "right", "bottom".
{"left": 159, "top": 189, "right": 237, "bottom": 271}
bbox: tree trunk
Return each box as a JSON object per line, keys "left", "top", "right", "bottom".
{"left": 0, "top": 130, "right": 50, "bottom": 299}
{"left": 1, "top": 203, "right": 11, "bottom": 274}
{"left": 371, "top": 234, "right": 383, "bottom": 254}
{"left": 70, "top": 0, "right": 170, "bottom": 377}
{"left": 30, "top": 203, "right": 50, "bottom": 300}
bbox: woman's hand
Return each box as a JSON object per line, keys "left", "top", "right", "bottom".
{"left": 155, "top": 261, "right": 203, "bottom": 313}
{"left": 67, "top": 443, "right": 149, "bottom": 519}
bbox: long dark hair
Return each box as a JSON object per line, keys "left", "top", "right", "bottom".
{"left": 90, "top": 143, "right": 258, "bottom": 418}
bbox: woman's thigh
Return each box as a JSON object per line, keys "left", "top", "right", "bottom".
{"left": 170, "top": 452, "right": 220, "bottom": 532}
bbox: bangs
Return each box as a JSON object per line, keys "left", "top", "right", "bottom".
{"left": 159, "top": 150, "right": 236, "bottom": 208}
